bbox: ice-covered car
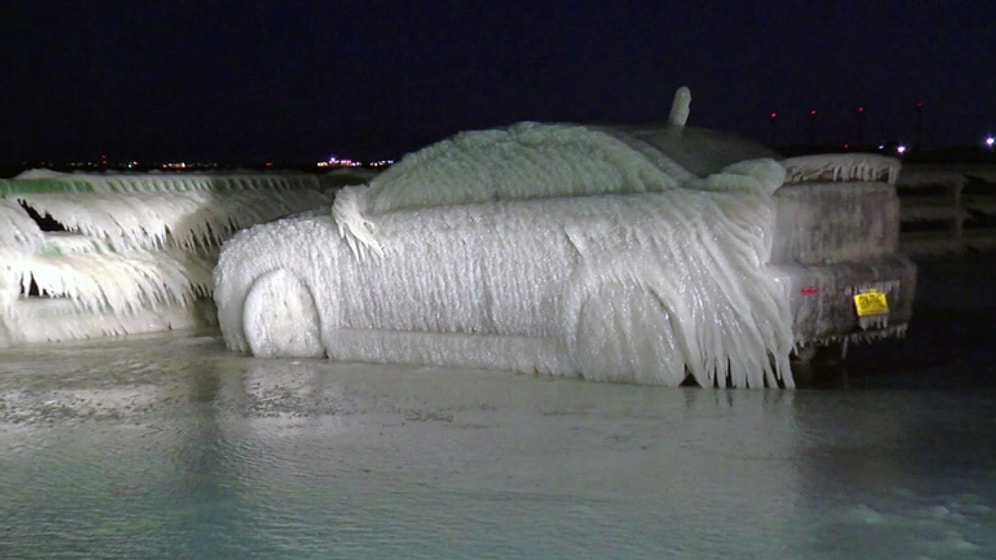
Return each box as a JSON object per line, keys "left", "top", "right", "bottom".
{"left": 0, "top": 170, "right": 364, "bottom": 346}
{"left": 215, "top": 89, "right": 915, "bottom": 388}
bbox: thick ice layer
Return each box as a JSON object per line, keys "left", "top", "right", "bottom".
{"left": 771, "top": 182, "right": 901, "bottom": 264}
{"left": 334, "top": 123, "right": 694, "bottom": 258}
{"left": 782, "top": 154, "right": 901, "bottom": 185}
{"left": 217, "top": 189, "right": 796, "bottom": 388}
{"left": 685, "top": 158, "right": 786, "bottom": 195}
{"left": 365, "top": 122, "right": 685, "bottom": 211}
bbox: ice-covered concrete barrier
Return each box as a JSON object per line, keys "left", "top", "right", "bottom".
{"left": 1, "top": 171, "right": 337, "bottom": 346}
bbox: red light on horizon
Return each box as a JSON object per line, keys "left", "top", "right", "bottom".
{"left": 768, "top": 112, "right": 778, "bottom": 121}
{"left": 808, "top": 109, "right": 818, "bottom": 118}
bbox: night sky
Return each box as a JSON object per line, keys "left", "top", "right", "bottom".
{"left": 2, "top": 1, "right": 993, "bottom": 163}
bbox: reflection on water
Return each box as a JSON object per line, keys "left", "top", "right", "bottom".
{"left": 1, "top": 332, "right": 993, "bottom": 559}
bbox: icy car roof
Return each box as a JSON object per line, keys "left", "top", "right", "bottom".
{"left": 622, "top": 124, "right": 782, "bottom": 178}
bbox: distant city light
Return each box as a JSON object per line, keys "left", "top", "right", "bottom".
{"left": 896, "top": 145, "right": 907, "bottom": 155}
{"left": 317, "top": 154, "right": 393, "bottom": 169}
{"left": 319, "top": 154, "right": 363, "bottom": 168}
{"left": 986, "top": 136, "right": 995, "bottom": 150}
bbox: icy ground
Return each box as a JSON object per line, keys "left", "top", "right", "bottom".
{"left": 0, "top": 255, "right": 994, "bottom": 559}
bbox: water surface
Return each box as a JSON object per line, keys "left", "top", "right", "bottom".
{"left": 1, "top": 255, "right": 994, "bottom": 559}
{"left": 1, "top": 333, "right": 993, "bottom": 559}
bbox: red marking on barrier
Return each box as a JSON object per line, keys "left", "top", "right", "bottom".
{"left": 800, "top": 286, "right": 820, "bottom": 295}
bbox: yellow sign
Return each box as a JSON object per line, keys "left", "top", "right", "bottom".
{"left": 853, "top": 290, "right": 889, "bottom": 317}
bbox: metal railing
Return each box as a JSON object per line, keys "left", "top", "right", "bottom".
{"left": 897, "top": 164, "right": 996, "bottom": 255}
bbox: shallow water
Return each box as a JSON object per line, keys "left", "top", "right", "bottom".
{"left": 2, "top": 255, "right": 995, "bottom": 559}
{"left": 1, "top": 331, "right": 994, "bottom": 560}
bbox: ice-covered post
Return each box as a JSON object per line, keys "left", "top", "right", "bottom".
{"left": 668, "top": 86, "right": 692, "bottom": 127}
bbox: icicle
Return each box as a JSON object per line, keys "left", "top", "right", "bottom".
{"left": 332, "top": 186, "right": 383, "bottom": 259}
{"left": 14, "top": 188, "right": 331, "bottom": 252}
{"left": 782, "top": 154, "right": 901, "bottom": 185}
{"left": 0, "top": 198, "right": 44, "bottom": 253}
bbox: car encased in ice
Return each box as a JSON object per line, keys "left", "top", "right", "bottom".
{"left": 214, "top": 100, "right": 916, "bottom": 388}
